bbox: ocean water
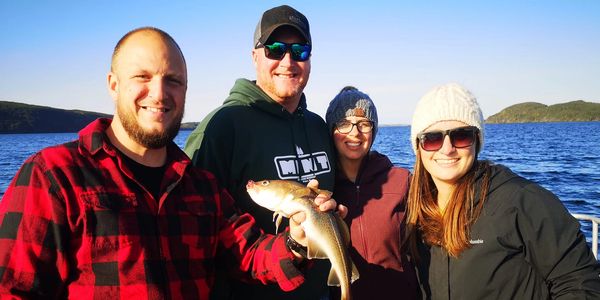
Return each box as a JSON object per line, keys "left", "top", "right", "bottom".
{"left": 1, "top": 122, "right": 599, "bottom": 244}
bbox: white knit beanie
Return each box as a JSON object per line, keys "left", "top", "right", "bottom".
{"left": 410, "top": 83, "right": 484, "bottom": 154}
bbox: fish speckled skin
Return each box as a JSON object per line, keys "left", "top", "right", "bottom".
{"left": 246, "top": 179, "right": 359, "bottom": 300}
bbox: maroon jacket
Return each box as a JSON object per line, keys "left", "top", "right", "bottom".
{"left": 332, "top": 151, "right": 418, "bottom": 299}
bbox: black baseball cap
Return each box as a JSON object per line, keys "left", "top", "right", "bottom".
{"left": 253, "top": 5, "right": 311, "bottom": 47}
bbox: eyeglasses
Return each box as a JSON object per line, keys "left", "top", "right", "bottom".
{"left": 417, "top": 126, "right": 479, "bottom": 151}
{"left": 335, "top": 120, "right": 374, "bottom": 134}
{"left": 258, "top": 42, "right": 311, "bottom": 62}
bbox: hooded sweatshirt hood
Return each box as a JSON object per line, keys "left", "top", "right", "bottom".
{"left": 224, "top": 78, "right": 308, "bottom": 117}
{"left": 471, "top": 162, "right": 519, "bottom": 206}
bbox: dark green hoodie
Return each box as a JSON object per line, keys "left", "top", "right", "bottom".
{"left": 184, "top": 78, "right": 335, "bottom": 299}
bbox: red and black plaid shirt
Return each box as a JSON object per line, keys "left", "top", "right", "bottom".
{"left": 0, "top": 118, "right": 305, "bottom": 299}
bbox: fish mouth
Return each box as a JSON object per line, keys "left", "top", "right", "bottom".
{"left": 246, "top": 180, "right": 255, "bottom": 189}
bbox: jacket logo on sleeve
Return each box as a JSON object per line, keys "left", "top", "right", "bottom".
{"left": 274, "top": 147, "right": 331, "bottom": 183}
{"left": 469, "top": 239, "right": 484, "bottom": 245}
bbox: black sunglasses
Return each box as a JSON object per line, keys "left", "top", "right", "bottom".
{"left": 258, "top": 42, "right": 311, "bottom": 62}
{"left": 417, "top": 126, "right": 479, "bottom": 151}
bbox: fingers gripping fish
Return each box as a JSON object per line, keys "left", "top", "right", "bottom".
{"left": 246, "top": 179, "right": 359, "bottom": 300}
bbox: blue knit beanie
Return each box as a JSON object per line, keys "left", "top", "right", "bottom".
{"left": 325, "top": 86, "right": 378, "bottom": 142}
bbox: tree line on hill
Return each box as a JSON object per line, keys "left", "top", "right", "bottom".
{"left": 1, "top": 100, "right": 599, "bottom": 133}
{"left": 485, "top": 100, "right": 600, "bottom": 123}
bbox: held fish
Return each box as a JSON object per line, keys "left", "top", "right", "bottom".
{"left": 246, "top": 179, "right": 359, "bottom": 300}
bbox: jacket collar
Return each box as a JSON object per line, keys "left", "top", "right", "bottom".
{"left": 225, "top": 78, "right": 308, "bottom": 118}
{"left": 472, "top": 162, "right": 519, "bottom": 205}
{"left": 77, "top": 118, "right": 190, "bottom": 169}
{"left": 336, "top": 151, "right": 393, "bottom": 185}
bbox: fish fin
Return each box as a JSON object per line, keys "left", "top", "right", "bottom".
{"left": 274, "top": 213, "right": 283, "bottom": 233}
{"left": 327, "top": 266, "right": 341, "bottom": 287}
{"left": 351, "top": 261, "right": 360, "bottom": 283}
{"left": 305, "top": 186, "right": 333, "bottom": 198}
{"left": 290, "top": 184, "right": 333, "bottom": 200}
{"left": 338, "top": 214, "right": 360, "bottom": 282}
{"left": 290, "top": 187, "right": 316, "bottom": 199}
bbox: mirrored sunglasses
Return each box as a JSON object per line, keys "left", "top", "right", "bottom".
{"left": 259, "top": 42, "right": 311, "bottom": 62}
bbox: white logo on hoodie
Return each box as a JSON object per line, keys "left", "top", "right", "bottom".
{"left": 274, "top": 146, "right": 331, "bottom": 183}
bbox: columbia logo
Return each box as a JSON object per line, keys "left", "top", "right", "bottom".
{"left": 469, "top": 239, "right": 484, "bottom": 245}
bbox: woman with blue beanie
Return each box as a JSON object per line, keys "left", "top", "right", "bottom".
{"left": 326, "top": 86, "right": 418, "bottom": 299}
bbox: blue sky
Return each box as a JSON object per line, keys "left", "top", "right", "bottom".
{"left": 1, "top": 1, "right": 599, "bottom": 125}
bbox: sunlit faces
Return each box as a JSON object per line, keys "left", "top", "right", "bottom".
{"left": 252, "top": 26, "right": 310, "bottom": 105}
{"left": 109, "top": 31, "right": 187, "bottom": 148}
{"left": 418, "top": 120, "right": 477, "bottom": 188}
{"left": 333, "top": 116, "right": 373, "bottom": 163}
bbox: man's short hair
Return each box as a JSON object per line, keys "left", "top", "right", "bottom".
{"left": 110, "top": 27, "right": 185, "bottom": 71}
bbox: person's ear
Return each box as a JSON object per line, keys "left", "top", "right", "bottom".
{"left": 252, "top": 48, "right": 260, "bottom": 67}
{"left": 107, "top": 72, "right": 118, "bottom": 102}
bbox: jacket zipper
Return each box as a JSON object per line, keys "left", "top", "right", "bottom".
{"left": 356, "top": 185, "right": 368, "bottom": 259}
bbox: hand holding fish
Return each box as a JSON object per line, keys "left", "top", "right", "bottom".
{"left": 289, "top": 179, "right": 348, "bottom": 252}
{"left": 246, "top": 179, "right": 359, "bottom": 300}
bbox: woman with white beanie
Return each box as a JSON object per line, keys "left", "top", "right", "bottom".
{"left": 405, "top": 83, "right": 600, "bottom": 299}
{"left": 325, "top": 86, "right": 418, "bottom": 299}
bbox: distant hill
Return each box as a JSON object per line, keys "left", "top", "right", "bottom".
{"left": 0, "top": 101, "right": 112, "bottom": 133}
{"left": 486, "top": 100, "right": 600, "bottom": 123}
{"left": 180, "top": 122, "right": 199, "bottom": 130}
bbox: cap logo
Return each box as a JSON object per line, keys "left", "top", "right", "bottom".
{"left": 289, "top": 15, "right": 306, "bottom": 29}
{"left": 353, "top": 107, "right": 366, "bottom": 117}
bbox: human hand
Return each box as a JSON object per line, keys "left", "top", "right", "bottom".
{"left": 288, "top": 179, "right": 348, "bottom": 258}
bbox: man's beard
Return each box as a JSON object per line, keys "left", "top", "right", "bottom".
{"left": 117, "top": 104, "right": 183, "bottom": 149}
{"left": 262, "top": 80, "right": 307, "bottom": 101}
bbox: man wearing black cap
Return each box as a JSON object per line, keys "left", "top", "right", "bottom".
{"left": 184, "top": 4, "right": 335, "bottom": 300}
